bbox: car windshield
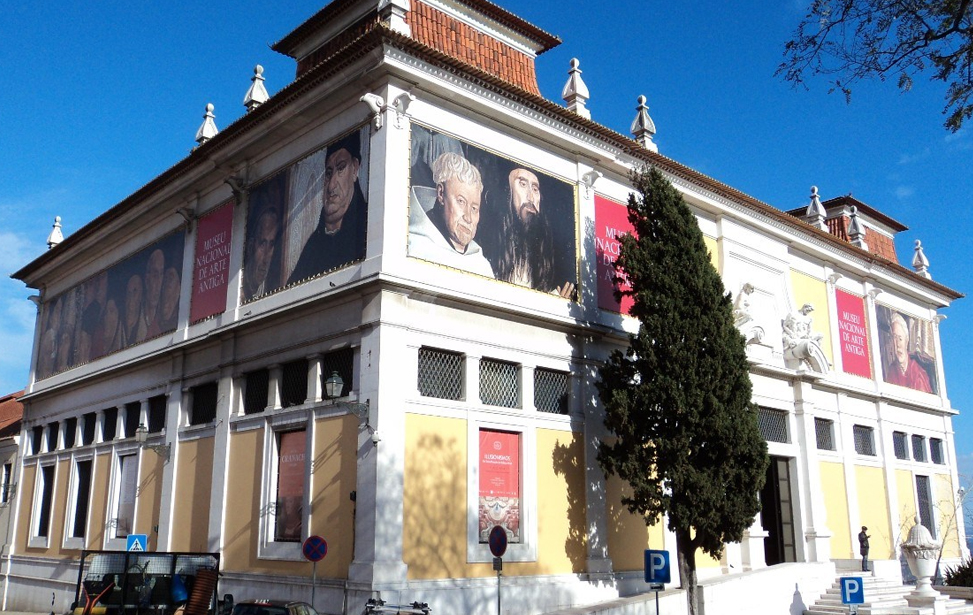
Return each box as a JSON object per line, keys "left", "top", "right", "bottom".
{"left": 232, "top": 605, "right": 289, "bottom": 615}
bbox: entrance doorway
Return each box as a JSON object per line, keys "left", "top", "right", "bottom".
{"left": 760, "top": 455, "right": 796, "bottom": 565}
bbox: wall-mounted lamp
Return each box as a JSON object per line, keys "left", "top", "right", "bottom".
{"left": 135, "top": 424, "right": 171, "bottom": 463}
{"left": 323, "top": 372, "right": 380, "bottom": 445}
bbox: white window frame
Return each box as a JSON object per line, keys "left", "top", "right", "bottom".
{"left": 105, "top": 450, "right": 140, "bottom": 550}
{"left": 1, "top": 462, "right": 13, "bottom": 506}
{"left": 63, "top": 454, "right": 94, "bottom": 550}
{"left": 28, "top": 461, "right": 57, "bottom": 548}
{"left": 467, "top": 418, "right": 537, "bottom": 563}
{"left": 258, "top": 415, "right": 311, "bottom": 560}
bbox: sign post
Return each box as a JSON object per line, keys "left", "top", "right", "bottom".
{"left": 840, "top": 577, "right": 865, "bottom": 614}
{"left": 644, "top": 549, "right": 671, "bottom": 614}
{"left": 302, "top": 535, "right": 328, "bottom": 610}
{"left": 488, "top": 526, "right": 508, "bottom": 615}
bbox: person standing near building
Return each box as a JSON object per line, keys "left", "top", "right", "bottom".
{"left": 859, "top": 526, "right": 870, "bottom": 572}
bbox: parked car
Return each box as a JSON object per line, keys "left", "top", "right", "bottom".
{"left": 230, "top": 599, "right": 320, "bottom": 615}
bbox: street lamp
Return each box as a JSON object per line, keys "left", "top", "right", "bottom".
{"left": 323, "top": 371, "right": 379, "bottom": 444}
{"left": 135, "top": 423, "right": 171, "bottom": 463}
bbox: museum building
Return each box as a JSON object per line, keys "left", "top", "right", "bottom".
{"left": 6, "top": 0, "right": 967, "bottom": 613}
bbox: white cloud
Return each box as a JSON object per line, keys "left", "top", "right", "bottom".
{"left": 894, "top": 185, "right": 915, "bottom": 200}
{"left": 898, "top": 147, "right": 931, "bottom": 165}
{"left": 0, "top": 231, "right": 44, "bottom": 277}
{"left": 0, "top": 291, "right": 36, "bottom": 394}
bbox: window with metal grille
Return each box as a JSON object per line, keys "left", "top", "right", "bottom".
{"left": 757, "top": 408, "right": 789, "bottom": 443}
{"left": 853, "top": 425, "right": 875, "bottom": 456}
{"left": 281, "top": 359, "right": 308, "bottom": 408}
{"left": 244, "top": 369, "right": 269, "bottom": 414}
{"left": 124, "top": 402, "right": 140, "bottom": 439}
{"left": 30, "top": 426, "right": 43, "bottom": 455}
{"left": 81, "top": 413, "right": 95, "bottom": 446}
{"left": 102, "top": 408, "right": 117, "bottom": 442}
{"left": 930, "top": 438, "right": 945, "bottom": 464}
{"left": 916, "top": 475, "right": 936, "bottom": 538}
{"left": 479, "top": 358, "right": 519, "bottom": 408}
{"left": 46, "top": 422, "right": 59, "bottom": 451}
{"left": 814, "top": 418, "right": 835, "bottom": 450}
{"left": 417, "top": 347, "right": 463, "bottom": 400}
{"left": 148, "top": 395, "right": 166, "bottom": 433}
{"left": 912, "top": 435, "right": 927, "bottom": 462}
{"left": 534, "top": 368, "right": 569, "bottom": 414}
{"left": 64, "top": 417, "right": 77, "bottom": 449}
{"left": 321, "top": 348, "right": 355, "bottom": 397}
{"left": 893, "top": 431, "right": 909, "bottom": 460}
{"left": 190, "top": 382, "right": 218, "bottom": 425}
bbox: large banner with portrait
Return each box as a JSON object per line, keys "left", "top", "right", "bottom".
{"left": 594, "top": 195, "right": 635, "bottom": 314}
{"left": 242, "top": 125, "right": 370, "bottom": 302}
{"left": 408, "top": 125, "right": 577, "bottom": 298}
{"left": 37, "top": 232, "right": 185, "bottom": 379}
{"left": 876, "top": 305, "right": 938, "bottom": 394}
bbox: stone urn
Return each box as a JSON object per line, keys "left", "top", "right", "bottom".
{"left": 900, "top": 516, "right": 943, "bottom": 607}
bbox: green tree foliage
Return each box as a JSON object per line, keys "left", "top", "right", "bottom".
{"left": 596, "top": 167, "right": 769, "bottom": 615}
{"left": 778, "top": 0, "right": 973, "bottom": 131}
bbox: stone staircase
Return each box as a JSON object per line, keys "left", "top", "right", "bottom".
{"left": 805, "top": 575, "right": 973, "bottom": 614}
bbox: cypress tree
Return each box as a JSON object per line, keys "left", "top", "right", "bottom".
{"left": 596, "top": 167, "right": 769, "bottom": 615}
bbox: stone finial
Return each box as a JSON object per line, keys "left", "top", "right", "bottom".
{"left": 561, "top": 58, "right": 591, "bottom": 120}
{"left": 243, "top": 65, "right": 270, "bottom": 112}
{"left": 47, "top": 216, "right": 63, "bottom": 249}
{"left": 630, "top": 95, "right": 658, "bottom": 153}
{"left": 912, "top": 239, "right": 931, "bottom": 279}
{"left": 805, "top": 186, "right": 827, "bottom": 231}
{"left": 848, "top": 205, "right": 868, "bottom": 250}
{"left": 195, "top": 104, "right": 219, "bottom": 145}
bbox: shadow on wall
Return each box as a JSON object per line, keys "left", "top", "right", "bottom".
{"left": 552, "top": 433, "right": 587, "bottom": 572}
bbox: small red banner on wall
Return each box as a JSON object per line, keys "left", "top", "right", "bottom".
{"left": 594, "top": 195, "right": 635, "bottom": 315}
{"left": 835, "top": 290, "right": 871, "bottom": 378}
{"left": 479, "top": 430, "right": 521, "bottom": 544}
{"left": 190, "top": 201, "right": 234, "bottom": 323}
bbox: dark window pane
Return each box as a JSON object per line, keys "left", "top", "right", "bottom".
{"left": 148, "top": 395, "right": 167, "bottom": 433}
{"left": 244, "top": 370, "right": 269, "bottom": 415}
{"left": 125, "top": 402, "right": 141, "bottom": 439}
{"left": 102, "top": 408, "right": 117, "bottom": 442}
{"left": 64, "top": 417, "right": 77, "bottom": 449}
{"left": 191, "top": 383, "right": 219, "bottom": 425}
{"left": 281, "top": 359, "right": 309, "bottom": 408}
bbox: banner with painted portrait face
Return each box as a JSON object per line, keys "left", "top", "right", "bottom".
{"left": 242, "top": 125, "right": 370, "bottom": 302}
{"left": 408, "top": 124, "right": 577, "bottom": 298}
{"left": 37, "top": 232, "right": 185, "bottom": 379}
{"left": 876, "top": 305, "right": 938, "bottom": 394}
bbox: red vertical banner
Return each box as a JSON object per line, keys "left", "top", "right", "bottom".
{"left": 594, "top": 195, "right": 635, "bottom": 315}
{"left": 275, "top": 430, "right": 306, "bottom": 542}
{"left": 190, "top": 201, "right": 234, "bottom": 323}
{"left": 478, "top": 429, "right": 521, "bottom": 544}
{"left": 835, "top": 290, "right": 872, "bottom": 378}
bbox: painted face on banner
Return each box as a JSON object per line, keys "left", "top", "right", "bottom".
{"left": 126, "top": 274, "right": 143, "bottom": 322}
{"left": 508, "top": 168, "right": 541, "bottom": 223}
{"left": 323, "top": 148, "right": 360, "bottom": 231}
{"left": 249, "top": 210, "right": 278, "bottom": 286}
{"left": 438, "top": 176, "right": 482, "bottom": 252}
{"left": 145, "top": 249, "right": 165, "bottom": 310}
{"left": 892, "top": 318, "right": 910, "bottom": 368}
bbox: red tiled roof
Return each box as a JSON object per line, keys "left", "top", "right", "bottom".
{"left": 0, "top": 391, "right": 23, "bottom": 440}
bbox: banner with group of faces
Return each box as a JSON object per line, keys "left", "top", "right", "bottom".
{"left": 37, "top": 233, "right": 185, "bottom": 379}
{"left": 408, "top": 125, "right": 577, "bottom": 298}
{"left": 242, "top": 126, "right": 371, "bottom": 302}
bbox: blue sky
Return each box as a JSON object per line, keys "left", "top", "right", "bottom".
{"left": 2, "top": 1, "right": 971, "bottom": 497}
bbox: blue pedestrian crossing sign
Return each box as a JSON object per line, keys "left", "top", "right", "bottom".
{"left": 840, "top": 577, "right": 864, "bottom": 604}
{"left": 644, "top": 549, "right": 671, "bottom": 584}
{"left": 126, "top": 534, "right": 148, "bottom": 552}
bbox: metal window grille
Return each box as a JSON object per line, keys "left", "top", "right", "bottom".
{"left": 912, "top": 435, "right": 927, "bottom": 462}
{"left": 916, "top": 475, "right": 936, "bottom": 538}
{"left": 321, "top": 348, "right": 355, "bottom": 397}
{"left": 281, "top": 359, "right": 309, "bottom": 408}
{"left": 814, "top": 418, "right": 834, "bottom": 450}
{"left": 853, "top": 425, "right": 875, "bottom": 456}
{"left": 46, "top": 421, "right": 59, "bottom": 451}
{"left": 244, "top": 370, "right": 269, "bottom": 415}
{"left": 930, "top": 438, "right": 945, "bottom": 464}
{"left": 124, "top": 402, "right": 140, "bottom": 439}
{"left": 81, "top": 413, "right": 95, "bottom": 446}
{"left": 534, "top": 368, "right": 569, "bottom": 414}
{"left": 148, "top": 395, "right": 167, "bottom": 433}
{"left": 479, "top": 359, "right": 519, "bottom": 408}
{"left": 893, "top": 432, "right": 909, "bottom": 460}
{"left": 417, "top": 348, "right": 463, "bottom": 400}
{"left": 757, "top": 408, "right": 789, "bottom": 443}
{"left": 64, "top": 417, "right": 77, "bottom": 449}
{"left": 30, "top": 426, "right": 43, "bottom": 455}
{"left": 190, "top": 382, "right": 218, "bottom": 425}
{"left": 102, "top": 408, "right": 118, "bottom": 442}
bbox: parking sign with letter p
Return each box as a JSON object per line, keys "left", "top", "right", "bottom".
{"left": 644, "top": 549, "right": 670, "bottom": 584}
{"left": 840, "top": 577, "right": 864, "bottom": 604}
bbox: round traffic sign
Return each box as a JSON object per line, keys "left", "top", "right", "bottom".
{"left": 488, "top": 526, "right": 508, "bottom": 558}
{"left": 302, "top": 535, "right": 328, "bottom": 562}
